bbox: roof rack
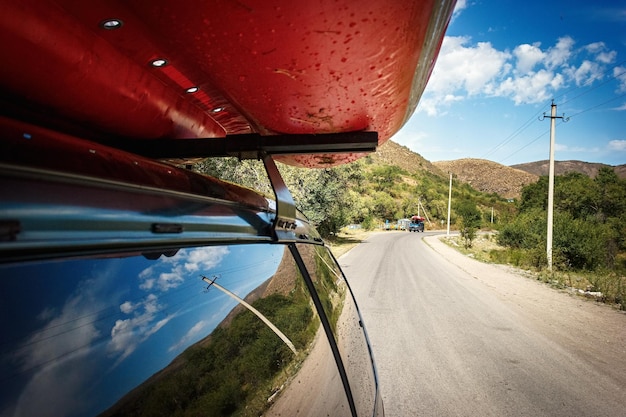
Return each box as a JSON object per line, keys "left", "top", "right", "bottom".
{"left": 105, "top": 131, "right": 378, "bottom": 241}
{"left": 103, "top": 131, "right": 378, "bottom": 160}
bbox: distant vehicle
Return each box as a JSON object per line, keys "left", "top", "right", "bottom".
{"left": 409, "top": 215, "right": 426, "bottom": 232}
{"left": 398, "top": 219, "right": 411, "bottom": 231}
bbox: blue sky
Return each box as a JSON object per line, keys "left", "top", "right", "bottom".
{"left": 394, "top": 0, "right": 626, "bottom": 166}
{"left": 1, "top": 245, "right": 284, "bottom": 417}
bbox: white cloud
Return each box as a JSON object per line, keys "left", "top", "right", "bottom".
{"left": 514, "top": 43, "right": 545, "bottom": 74}
{"left": 12, "top": 278, "right": 106, "bottom": 417}
{"left": 16, "top": 280, "right": 102, "bottom": 372}
{"left": 108, "top": 294, "right": 167, "bottom": 363}
{"left": 608, "top": 140, "right": 626, "bottom": 151}
{"left": 156, "top": 266, "right": 185, "bottom": 291}
{"left": 596, "top": 50, "right": 617, "bottom": 64}
{"left": 419, "top": 34, "right": 620, "bottom": 114}
{"left": 585, "top": 42, "right": 616, "bottom": 64}
{"left": 545, "top": 36, "right": 575, "bottom": 69}
{"left": 119, "top": 301, "right": 135, "bottom": 314}
{"left": 566, "top": 59, "right": 603, "bottom": 86}
{"left": 183, "top": 246, "right": 229, "bottom": 273}
{"left": 451, "top": 0, "right": 468, "bottom": 21}
{"left": 614, "top": 66, "right": 626, "bottom": 93}
{"left": 496, "top": 69, "right": 564, "bottom": 104}
{"left": 169, "top": 320, "right": 208, "bottom": 353}
{"left": 585, "top": 42, "right": 605, "bottom": 54}
{"left": 137, "top": 246, "right": 229, "bottom": 291}
{"left": 113, "top": 245, "right": 231, "bottom": 364}
{"left": 427, "top": 36, "right": 510, "bottom": 96}
{"left": 139, "top": 277, "right": 155, "bottom": 291}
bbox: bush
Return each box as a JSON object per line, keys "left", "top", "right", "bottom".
{"left": 456, "top": 199, "right": 482, "bottom": 248}
{"left": 497, "top": 208, "right": 545, "bottom": 250}
{"left": 553, "top": 213, "right": 613, "bottom": 271}
{"left": 361, "top": 215, "right": 377, "bottom": 231}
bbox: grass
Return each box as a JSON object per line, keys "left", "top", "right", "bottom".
{"left": 443, "top": 231, "right": 626, "bottom": 311}
{"left": 326, "top": 228, "right": 376, "bottom": 258}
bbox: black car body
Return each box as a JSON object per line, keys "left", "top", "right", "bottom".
{"left": 0, "top": 121, "right": 383, "bottom": 417}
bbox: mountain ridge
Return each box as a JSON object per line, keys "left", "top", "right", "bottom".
{"left": 511, "top": 160, "right": 626, "bottom": 179}
{"left": 433, "top": 158, "right": 538, "bottom": 199}
{"left": 377, "top": 140, "right": 625, "bottom": 199}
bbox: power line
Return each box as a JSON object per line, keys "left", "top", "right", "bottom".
{"left": 486, "top": 61, "right": 626, "bottom": 164}
{"left": 498, "top": 130, "right": 547, "bottom": 163}
{"left": 499, "top": 91, "right": 624, "bottom": 164}
{"left": 567, "top": 91, "right": 626, "bottom": 119}
{"left": 481, "top": 106, "right": 546, "bottom": 160}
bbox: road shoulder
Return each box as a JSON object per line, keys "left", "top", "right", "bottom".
{"left": 423, "top": 233, "right": 626, "bottom": 387}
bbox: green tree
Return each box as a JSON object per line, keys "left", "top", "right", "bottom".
{"left": 195, "top": 158, "right": 362, "bottom": 238}
{"left": 372, "top": 191, "right": 398, "bottom": 221}
{"left": 196, "top": 157, "right": 272, "bottom": 196}
{"left": 554, "top": 172, "right": 596, "bottom": 219}
{"left": 595, "top": 167, "right": 626, "bottom": 221}
{"left": 552, "top": 212, "right": 610, "bottom": 270}
{"left": 456, "top": 199, "right": 482, "bottom": 248}
{"left": 288, "top": 166, "right": 355, "bottom": 237}
{"left": 497, "top": 207, "right": 545, "bottom": 250}
{"left": 368, "top": 165, "right": 404, "bottom": 191}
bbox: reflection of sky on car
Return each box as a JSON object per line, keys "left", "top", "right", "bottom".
{"left": 0, "top": 244, "right": 284, "bottom": 417}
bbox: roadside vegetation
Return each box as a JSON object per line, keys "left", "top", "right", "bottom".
{"left": 195, "top": 155, "right": 626, "bottom": 310}
{"left": 102, "top": 290, "right": 317, "bottom": 417}
{"left": 491, "top": 168, "right": 626, "bottom": 310}
{"left": 194, "top": 155, "right": 514, "bottom": 238}
{"left": 447, "top": 168, "right": 626, "bottom": 310}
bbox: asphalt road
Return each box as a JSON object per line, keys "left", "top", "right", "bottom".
{"left": 340, "top": 231, "right": 626, "bottom": 417}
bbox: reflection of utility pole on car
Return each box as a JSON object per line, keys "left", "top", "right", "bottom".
{"left": 201, "top": 275, "right": 297, "bottom": 354}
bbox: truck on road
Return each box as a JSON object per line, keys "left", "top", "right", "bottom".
{"left": 409, "top": 215, "right": 425, "bottom": 232}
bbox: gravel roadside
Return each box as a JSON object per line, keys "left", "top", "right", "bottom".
{"left": 424, "top": 233, "right": 626, "bottom": 390}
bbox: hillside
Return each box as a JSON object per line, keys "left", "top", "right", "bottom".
{"left": 512, "top": 160, "right": 626, "bottom": 179}
{"left": 195, "top": 141, "right": 620, "bottom": 233}
{"left": 433, "top": 158, "right": 538, "bottom": 199}
{"left": 371, "top": 140, "right": 445, "bottom": 176}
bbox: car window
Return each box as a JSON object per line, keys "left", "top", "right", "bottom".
{"left": 0, "top": 243, "right": 361, "bottom": 417}
{"left": 294, "top": 243, "right": 379, "bottom": 417}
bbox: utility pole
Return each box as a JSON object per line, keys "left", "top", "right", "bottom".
{"left": 540, "top": 101, "right": 568, "bottom": 272}
{"left": 202, "top": 275, "right": 297, "bottom": 354}
{"left": 418, "top": 199, "right": 432, "bottom": 226}
{"left": 447, "top": 172, "right": 452, "bottom": 236}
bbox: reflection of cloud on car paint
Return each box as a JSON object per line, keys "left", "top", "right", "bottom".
{"left": 183, "top": 246, "right": 230, "bottom": 272}
{"left": 11, "top": 276, "right": 109, "bottom": 417}
{"left": 18, "top": 278, "right": 102, "bottom": 371}
{"left": 108, "top": 294, "right": 172, "bottom": 364}
{"left": 109, "top": 246, "right": 232, "bottom": 364}
{"left": 1, "top": 245, "right": 288, "bottom": 417}
{"left": 169, "top": 320, "right": 208, "bottom": 352}
{"left": 138, "top": 246, "right": 230, "bottom": 291}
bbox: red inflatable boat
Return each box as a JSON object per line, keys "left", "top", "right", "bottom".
{"left": 0, "top": 0, "right": 454, "bottom": 167}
